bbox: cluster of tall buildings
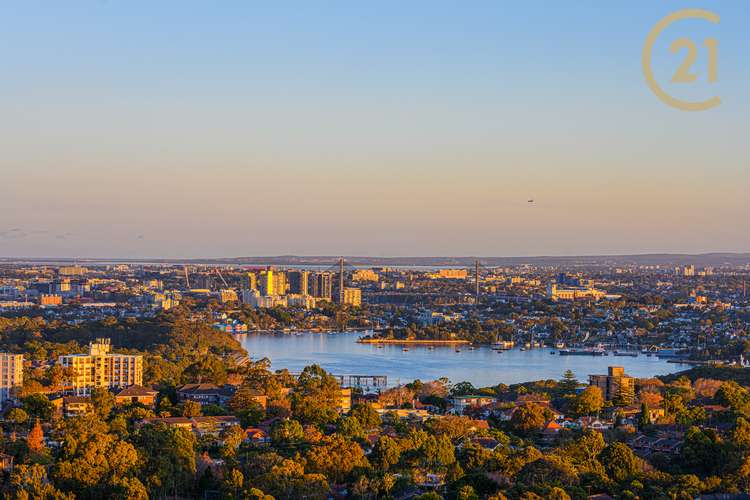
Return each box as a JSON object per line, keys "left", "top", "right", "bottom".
{"left": 243, "top": 268, "right": 361, "bottom": 307}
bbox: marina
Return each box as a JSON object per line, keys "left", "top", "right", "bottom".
{"left": 239, "top": 332, "right": 685, "bottom": 388}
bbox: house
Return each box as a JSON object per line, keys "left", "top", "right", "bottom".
{"left": 471, "top": 437, "right": 502, "bottom": 452}
{"left": 376, "top": 408, "right": 431, "bottom": 421}
{"left": 337, "top": 388, "right": 352, "bottom": 413}
{"left": 243, "top": 427, "right": 271, "bottom": 446}
{"left": 0, "top": 453, "right": 13, "bottom": 472}
{"left": 449, "top": 395, "right": 496, "bottom": 415}
{"left": 62, "top": 396, "right": 94, "bottom": 417}
{"left": 115, "top": 385, "right": 158, "bottom": 407}
{"left": 541, "top": 420, "right": 563, "bottom": 442}
{"left": 628, "top": 433, "right": 683, "bottom": 456}
{"left": 578, "top": 417, "right": 612, "bottom": 431}
{"left": 140, "top": 416, "right": 240, "bottom": 438}
{"left": 177, "top": 384, "right": 235, "bottom": 406}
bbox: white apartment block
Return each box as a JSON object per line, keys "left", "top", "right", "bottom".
{"left": 0, "top": 353, "right": 24, "bottom": 405}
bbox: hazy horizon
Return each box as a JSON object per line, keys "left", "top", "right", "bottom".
{"left": 2, "top": 1, "right": 748, "bottom": 258}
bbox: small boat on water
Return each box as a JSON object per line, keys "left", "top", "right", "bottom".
{"left": 558, "top": 346, "right": 606, "bottom": 356}
{"left": 520, "top": 347, "right": 527, "bottom": 351}
{"left": 402, "top": 347, "right": 409, "bottom": 352}
{"left": 613, "top": 350, "right": 638, "bottom": 357}
{"left": 377, "top": 344, "right": 384, "bottom": 349}
{"left": 455, "top": 348, "right": 461, "bottom": 353}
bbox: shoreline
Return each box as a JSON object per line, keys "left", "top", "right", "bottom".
{"left": 357, "top": 338, "right": 471, "bottom": 345}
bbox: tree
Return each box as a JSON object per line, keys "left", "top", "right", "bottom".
{"left": 220, "top": 425, "right": 245, "bottom": 460}
{"left": 451, "top": 381, "right": 477, "bottom": 397}
{"left": 350, "top": 402, "right": 381, "bottom": 430}
{"left": 559, "top": 370, "right": 579, "bottom": 393}
{"left": 371, "top": 435, "right": 402, "bottom": 470}
{"left": 304, "top": 435, "right": 369, "bottom": 483}
{"left": 290, "top": 364, "right": 340, "bottom": 426}
{"left": 181, "top": 400, "right": 202, "bottom": 417}
{"left": 54, "top": 422, "right": 141, "bottom": 497}
{"left": 7, "top": 407, "right": 29, "bottom": 429}
{"left": 570, "top": 386, "right": 604, "bottom": 417}
{"left": 511, "top": 403, "right": 547, "bottom": 435}
{"left": 457, "top": 484, "right": 479, "bottom": 500}
{"left": 561, "top": 430, "right": 605, "bottom": 473}
{"left": 517, "top": 456, "right": 578, "bottom": 488}
{"left": 255, "top": 458, "right": 328, "bottom": 500}
{"left": 132, "top": 423, "right": 197, "bottom": 497}
{"left": 91, "top": 387, "right": 116, "bottom": 420}
{"left": 271, "top": 419, "right": 304, "bottom": 446}
{"left": 27, "top": 419, "right": 45, "bottom": 453}
{"left": 599, "top": 442, "right": 640, "bottom": 482}
{"left": 23, "top": 394, "right": 55, "bottom": 421}
{"left": 181, "top": 355, "right": 228, "bottom": 385}
{"left": 639, "top": 402, "right": 651, "bottom": 429}
{"left": 8, "top": 464, "right": 73, "bottom": 500}
{"left": 338, "top": 416, "right": 365, "bottom": 439}
{"left": 547, "top": 487, "right": 571, "bottom": 500}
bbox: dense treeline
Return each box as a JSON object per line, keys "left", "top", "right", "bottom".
{"left": 0, "top": 312, "right": 245, "bottom": 389}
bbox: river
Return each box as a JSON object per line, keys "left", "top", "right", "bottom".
{"left": 238, "top": 332, "right": 685, "bottom": 388}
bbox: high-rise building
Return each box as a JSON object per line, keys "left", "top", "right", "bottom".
{"left": 259, "top": 268, "right": 288, "bottom": 296}
{"left": 288, "top": 270, "right": 309, "bottom": 295}
{"left": 59, "top": 339, "right": 143, "bottom": 395}
{"left": 309, "top": 272, "right": 333, "bottom": 300}
{"left": 352, "top": 269, "right": 379, "bottom": 282}
{"left": 0, "top": 353, "right": 24, "bottom": 406}
{"left": 258, "top": 269, "right": 275, "bottom": 296}
{"left": 588, "top": 366, "right": 635, "bottom": 401}
{"left": 342, "top": 287, "right": 362, "bottom": 306}
{"left": 247, "top": 272, "right": 258, "bottom": 291}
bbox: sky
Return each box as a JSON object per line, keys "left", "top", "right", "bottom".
{"left": 1, "top": 1, "right": 748, "bottom": 258}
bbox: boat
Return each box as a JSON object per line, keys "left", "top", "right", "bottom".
{"left": 613, "top": 350, "right": 638, "bottom": 357}
{"left": 402, "top": 347, "right": 409, "bottom": 352}
{"left": 520, "top": 347, "right": 527, "bottom": 351}
{"left": 455, "top": 348, "right": 461, "bottom": 353}
{"left": 558, "top": 346, "right": 606, "bottom": 356}
{"left": 555, "top": 342, "right": 565, "bottom": 349}
{"left": 377, "top": 344, "right": 384, "bottom": 349}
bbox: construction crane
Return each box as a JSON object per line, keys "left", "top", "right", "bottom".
{"left": 215, "top": 267, "right": 230, "bottom": 288}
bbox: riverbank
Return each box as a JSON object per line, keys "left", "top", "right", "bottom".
{"left": 357, "top": 338, "right": 472, "bottom": 345}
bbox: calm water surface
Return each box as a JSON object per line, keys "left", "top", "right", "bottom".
{"left": 239, "top": 332, "right": 684, "bottom": 387}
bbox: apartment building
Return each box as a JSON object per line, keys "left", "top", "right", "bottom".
{"left": 58, "top": 338, "right": 142, "bottom": 395}
{"left": 0, "top": 353, "right": 24, "bottom": 406}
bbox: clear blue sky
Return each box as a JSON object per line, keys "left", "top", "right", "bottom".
{"left": 1, "top": 1, "right": 748, "bottom": 258}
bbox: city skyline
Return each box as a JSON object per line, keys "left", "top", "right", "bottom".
{"left": 2, "top": 1, "right": 748, "bottom": 258}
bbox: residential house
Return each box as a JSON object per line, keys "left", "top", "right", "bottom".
{"left": 449, "top": 395, "right": 496, "bottom": 415}
{"left": 177, "top": 384, "right": 235, "bottom": 406}
{"left": 115, "top": 385, "right": 158, "bottom": 407}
